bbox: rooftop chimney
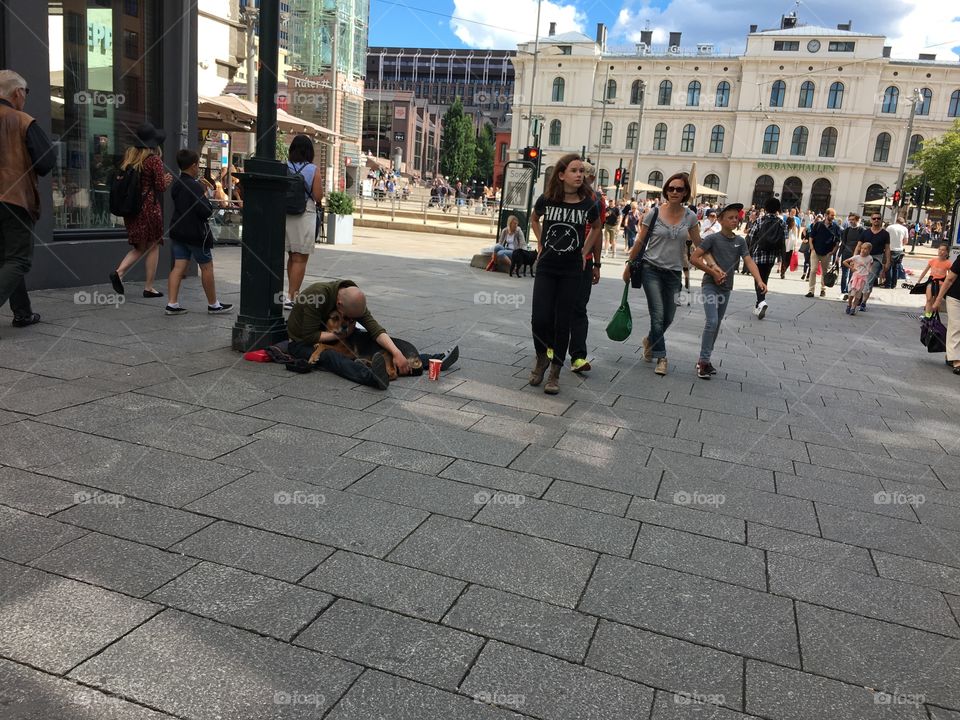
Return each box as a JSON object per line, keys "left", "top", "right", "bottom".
{"left": 596, "top": 23, "right": 607, "bottom": 51}
{"left": 640, "top": 29, "right": 653, "bottom": 46}
{"left": 919, "top": 53, "right": 936, "bottom": 60}
{"left": 668, "top": 31, "right": 682, "bottom": 49}
{"left": 882, "top": 45, "right": 891, "bottom": 58}
{"left": 749, "top": 24, "right": 758, "bottom": 33}
{"left": 548, "top": 22, "right": 556, "bottom": 36}
{"left": 781, "top": 13, "right": 798, "bottom": 29}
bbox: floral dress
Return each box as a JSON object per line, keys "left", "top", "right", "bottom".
{"left": 124, "top": 154, "right": 170, "bottom": 247}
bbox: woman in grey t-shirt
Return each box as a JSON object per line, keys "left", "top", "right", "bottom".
{"left": 621, "top": 172, "right": 701, "bottom": 376}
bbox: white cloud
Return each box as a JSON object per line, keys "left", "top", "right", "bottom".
{"left": 451, "top": 0, "right": 587, "bottom": 49}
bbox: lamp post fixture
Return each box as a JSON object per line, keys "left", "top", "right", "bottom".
{"left": 893, "top": 88, "right": 922, "bottom": 222}
{"left": 629, "top": 80, "right": 645, "bottom": 201}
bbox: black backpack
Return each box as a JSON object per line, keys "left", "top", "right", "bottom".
{"left": 754, "top": 215, "right": 783, "bottom": 252}
{"left": 109, "top": 166, "right": 142, "bottom": 218}
{"left": 285, "top": 163, "right": 309, "bottom": 215}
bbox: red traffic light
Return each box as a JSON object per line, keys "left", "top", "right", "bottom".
{"left": 614, "top": 169, "right": 623, "bottom": 185}
{"left": 523, "top": 146, "right": 540, "bottom": 160}
{"left": 892, "top": 189, "right": 901, "bottom": 205}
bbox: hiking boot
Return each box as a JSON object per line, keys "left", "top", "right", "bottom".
{"left": 571, "top": 358, "right": 591, "bottom": 373}
{"left": 369, "top": 353, "right": 390, "bottom": 390}
{"left": 529, "top": 353, "right": 550, "bottom": 386}
{"left": 642, "top": 336, "right": 653, "bottom": 362}
{"left": 655, "top": 358, "right": 668, "bottom": 376}
{"left": 696, "top": 360, "right": 712, "bottom": 379}
{"left": 544, "top": 364, "right": 561, "bottom": 394}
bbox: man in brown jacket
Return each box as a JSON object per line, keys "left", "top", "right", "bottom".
{"left": 0, "top": 70, "right": 55, "bottom": 332}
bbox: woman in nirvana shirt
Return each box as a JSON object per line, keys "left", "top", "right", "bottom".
{"left": 528, "top": 153, "right": 601, "bottom": 395}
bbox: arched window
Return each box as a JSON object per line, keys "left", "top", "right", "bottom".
{"left": 917, "top": 88, "right": 932, "bottom": 116}
{"left": 551, "top": 77, "right": 565, "bottom": 102}
{"left": 715, "top": 81, "right": 730, "bottom": 108}
{"left": 548, "top": 119, "right": 561, "bottom": 146}
{"left": 827, "top": 82, "right": 844, "bottom": 109}
{"left": 769, "top": 80, "right": 786, "bottom": 108}
{"left": 626, "top": 122, "right": 639, "bottom": 150}
{"left": 652, "top": 122, "right": 667, "bottom": 150}
{"left": 598, "top": 169, "right": 609, "bottom": 187}
{"left": 782, "top": 177, "right": 802, "bottom": 209}
{"left": 606, "top": 79, "right": 617, "bottom": 101}
{"left": 810, "top": 178, "right": 832, "bottom": 212}
{"left": 704, "top": 174, "right": 720, "bottom": 191}
{"left": 630, "top": 80, "right": 644, "bottom": 105}
{"left": 680, "top": 124, "right": 696, "bottom": 152}
{"left": 882, "top": 86, "right": 899, "bottom": 113}
{"left": 658, "top": 80, "right": 672, "bottom": 106}
{"left": 752, "top": 175, "right": 775, "bottom": 208}
{"left": 865, "top": 184, "right": 885, "bottom": 203}
{"left": 790, "top": 126, "right": 809, "bottom": 156}
{"left": 648, "top": 170, "right": 663, "bottom": 189}
{"left": 819, "top": 127, "right": 838, "bottom": 157}
{"left": 950, "top": 90, "right": 960, "bottom": 117}
{"left": 762, "top": 124, "right": 780, "bottom": 154}
{"left": 908, "top": 134, "right": 924, "bottom": 162}
{"left": 709, "top": 125, "right": 724, "bottom": 153}
{"left": 687, "top": 81, "right": 701, "bottom": 107}
{"left": 798, "top": 81, "right": 814, "bottom": 108}
{"left": 873, "top": 132, "right": 891, "bottom": 163}
{"left": 600, "top": 121, "right": 613, "bottom": 147}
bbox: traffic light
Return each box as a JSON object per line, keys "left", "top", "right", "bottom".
{"left": 925, "top": 186, "right": 936, "bottom": 206}
{"left": 892, "top": 189, "right": 902, "bottom": 205}
{"left": 614, "top": 168, "right": 623, "bottom": 186}
{"left": 620, "top": 170, "right": 629, "bottom": 190}
{"left": 522, "top": 146, "right": 541, "bottom": 175}
{"left": 911, "top": 185, "right": 922, "bottom": 206}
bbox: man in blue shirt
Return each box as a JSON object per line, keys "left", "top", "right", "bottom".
{"left": 806, "top": 208, "right": 841, "bottom": 298}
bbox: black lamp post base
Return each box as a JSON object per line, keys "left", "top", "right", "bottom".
{"left": 231, "top": 316, "right": 288, "bottom": 352}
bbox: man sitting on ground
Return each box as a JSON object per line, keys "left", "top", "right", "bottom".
{"left": 286, "top": 279, "right": 458, "bottom": 389}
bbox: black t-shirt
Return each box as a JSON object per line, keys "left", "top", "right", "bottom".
{"left": 861, "top": 228, "right": 889, "bottom": 258}
{"left": 533, "top": 194, "right": 600, "bottom": 275}
{"left": 947, "top": 255, "right": 960, "bottom": 301}
{"left": 604, "top": 206, "right": 620, "bottom": 226}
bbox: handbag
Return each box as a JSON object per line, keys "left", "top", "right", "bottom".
{"left": 823, "top": 262, "right": 839, "bottom": 288}
{"left": 789, "top": 251, "right": 798, "bottom": 272}
{"left": 606, "top": 283, "right": 633, "bottom": 342}
{"left": 799, "top": 240, "right": 809, "bottom": 254}
{"left": 920, "top": 312, "right": 947, "bottom": 354}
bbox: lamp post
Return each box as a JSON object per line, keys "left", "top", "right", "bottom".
{"left": 893, "top": 88, "right": 921, "bottom": 222}
{"left": 594, "top": 63, "right": 611, "bottom": 178}
{"left": 526, "top": 0, "right": 543, "bottom": 145}
{"left": 629, "top": 80, "right": 645, "bottom": 201}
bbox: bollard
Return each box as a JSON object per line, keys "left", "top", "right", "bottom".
{"left": 390, "top": 195, "right": 395, "bottom": 221}
{"left": 423, "top": 201, "right": 427, "bottom": 225}
{"left": 358, "top": 192, "right": 364, "bottom": 219}
{"left": 456, "top": 202, "right": 461, "bottom": 229}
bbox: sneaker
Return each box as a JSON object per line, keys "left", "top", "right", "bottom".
{"left": 165, "top": 305, "right": 188, "bottom": 316}
{"left": 283, "top": 299, "right": 295, "bottom": 310}
{"left": 369, "top": 353, "right": 390, "bottom": 390}
{"left": 642, "top": 336, "right": 653, "bottom": 362}
{"left": 696, "top": 360, "right": 711, "bottom": 379}
{"left": 842, "top": 294, "right": 849, "bottom": 301}
{"left": 655, "top": 358, "right": 668, "bottom": 376}
{"left": 208, "top": 303, "right": 234, "bottom": 314}
{"left": 851, "top": 306, "right": 858, "bottom": 315}
{"left": 845, "top": 307, "right": 852, "bottom": 315}
{"left": 820, "top": 288, "right": 825, "bottom": 297}
{"left": 571, "top": 358, "right": 591, "bottom": 373}
{"left": 757, "top": 301, "right": 767, "bottom": 319}
{"left": 109, "top": 271, "right": 125, "bottom": 295}
{"left": 546, "top": 347, "right": 554, "bottom": 361}
{"left": 859, "top": 303, "right": 867, "bottom": 312}
{"left": 805, "top": 291, "right": 814, "bottom": 298}
{"left": 11, "top": 313, "right": 40, "bottom": 327}
{"left": 440, "top": 344, "right": 459, "bottom": 371}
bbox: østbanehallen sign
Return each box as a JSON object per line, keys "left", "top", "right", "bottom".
{"left": 756, "top": 162, "right": 837, "bottom": 173}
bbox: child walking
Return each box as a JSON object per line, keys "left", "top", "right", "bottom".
{"left": 842, "top": 242, "right": 872, "bottom": 315}
{"left": 689, "top": 203, "right": 766, "bottom": 379}
{"left": 915, "top": 244, "right": 952, "bottom": 317}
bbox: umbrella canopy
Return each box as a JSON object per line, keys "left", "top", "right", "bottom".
{"left": 197, "top": 95, "right": 338, "bottom": 139}
{"left": 697, "top": 184, "right": 727, "bottom": 197}
{"left": 633, "top": 181, "right": 663, "bottom": 193}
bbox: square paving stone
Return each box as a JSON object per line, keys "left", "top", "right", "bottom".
{"left": 929, "top": 709, "right": 960, "bottom": 720}
{"left": 218, "top": 438, "right": 372, "bottom": 490}
{"left": 327, "top": 670, "right": 525, "bottom": 720}
{"left": 586, "top": 620, "right": 744, "bottom": 711}
{"left": 133, "top": 373, "right": 280, "bottom": 412}
{"left": 745, "top": 661, "right": 927, "bottom": 720}
{"left": 632, "top": 524, "right": 766, "bottom": 590}
{"left": 774, "top": 473, "right": 916, "bottom": 521}
{"left": 239, "top": 396, "right": 382, "bottom": 436}
{"left": 439, "top": 459, "right": 551, "bottom": 497}
{"left": 745, "top": 524, "right": 874, "bottom": 575}
{"left": 542, "top": 480, "right": 632, "bottom": 516}
{"left": 356, "top": 417, "right": 527, "bottom": 466}
{"left": 185, "top": 473, "right": 428, "bottom": 557}
{"left": 510, "top": 446, "right": 661, "bottom": 496}
{"left": 579, "top": 555, "right": 800, "bottom": 666}
{"left": 0, "top": 559, "right": 158, "bottom": 674}
{"left": 343, "top": 440, "right": 454, "bottom": 474}
{"left": 791, "top": 461, "right": 886, "bottom": 491}
{"left": 170, "top": 521, "right": 333, "bottom": 583}
{"left": 872, "top": 551, "right": 960, "bottom": 595}
{"left": 296, "top": 600, "right": 483, "bottom": 689}
{"left": 649, "top": 449, "right": 776, "bottom": 493}
{"left": 796, "top": 602, "right": 960, "bottom": 711}
{"left": 0, "top": 420, "right": 117, "bottom": 471}
{"left": 805, "top": 444, "right": 925, "bottom": 483}
{"left": 469, "top": 415, "right": 566, "bottom": 446}
{"left": 366, "top": 397, "right": 485, "bottom": 429}
{"left": 0, "top": 466, "right": 89, "bottom": 515}
{"left": 446, "top": 379, "right": 574, "bottom": 416}
{"left": 53, "top": 496, "right": 212, "bottom": 548}
{"left": 388, "top": 515, "right": 597, "bottom": 607}
{"left": 474, "top": 493, "right": 639, "bottom": 556}
{"left": 346, "top": 465, "right": 484, "bottom": 519}
{"left": 627, "top": 498, "right": 746, "bottom": 543}
{"left": 0, "top": 380, "right": 115, "bottom": 415}
{"left": 767, "top": 553, "right": 959, "bottom": 637}
{"left": 147, "top": 561, "right": 332, "bottom": 640}
{"left": 300, "top": 550, "right": 465, "bottom": 621}
{"left": 443, "top": 585, "right": 596, "bottom": 662}
{"left": 461, "top": 641, "right": 654, "bottom": 720}
{"left": 31, "top": 532, "right": 197, "bottom": 597}
{"left": 0, "top": 505, "right": 88, "bottom": 563}
{"left": 96, "top": 420, "right": 256, "bottom": 461}
{"left": 649, "top": 691, "right": 757, "bottom": 719}
{"left": 914, "top": 501, "right": 960, "bottom": 533}
{"left": 70, "top": 609, "right": 361, "bottom": 719}
{"left": 0, "top": 658, "right": 172, "bottom": 720}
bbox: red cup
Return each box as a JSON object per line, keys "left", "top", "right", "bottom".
{"left": 428, "top": 358, "right": 442, "bottom": 380}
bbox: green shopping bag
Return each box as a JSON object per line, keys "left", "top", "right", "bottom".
{"left": 606, "top": 283, "right": 632, "bottom": 341}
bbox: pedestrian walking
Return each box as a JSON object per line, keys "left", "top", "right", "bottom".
{"left": 283, "top": 134, "right": 323, "bottom": 310}
{"left": 916, "top": 244, "right": 952, "bottom": 317}
{"left": 0, "top": 69, "right": 54, "bottom": 333}
{"left": 623, "top": 202, "right": 640, "bottom": 251}
{"left": 164, "top": 149, "right": 233, "bottom": 316}
{"left": 805, "top": 208, "right": 841, "bottom": 298}
{"left": 602, "top": 199, "right": 620, "bottom": 258}
{"left": 932, "top": 254, "right": 960, "bottom": 374}
{"left": 885, "top": 215, "right": 908, "bottom": 289}
{"left": 621, "top": 172, "right": 701, "bottom": 376}
{"left": 747, "top": 197, "right": 786, "bottom": 319}
{"left": 842, "top": 242, "right": 872, "bottom": 315}
{"left": 568, "top": 163, "right": 604, "bottom": 374}
{"left": 856, "top": 213, "right": 891, "bottom": 312}
{"left": 108, "top": 122, "right": 171, "bottom": 297}
{"left": 838, "top": 214, "right": 863, "bottom": 296}
{"left": 529, "top": 154, "right": 601, "bottom": 394}
{"left": 779, "top": 215, "right": 800, "bottom": 279}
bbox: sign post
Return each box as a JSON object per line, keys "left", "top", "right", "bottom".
{"left": 498, "top": 160, "right": 537, "bottom": 241}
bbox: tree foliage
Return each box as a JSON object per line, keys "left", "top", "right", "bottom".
{"left": 439, "top": 98, "right": 476, "bottom": 180}
{"left": 908, "top": 120, "right": 960, "bottom": 210}
{"left": 475, "top": 123, "right": 495, "bottom": 184}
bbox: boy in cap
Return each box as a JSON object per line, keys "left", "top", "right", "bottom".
{"left": 690, "top": 203, "right": 766, "bottom": 379}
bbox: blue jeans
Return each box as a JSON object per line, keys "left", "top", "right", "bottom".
{"left": 699, "top": 283, "right": 730, "bottom": 362}
{"left": 886, "top": 252, "right": 904, "bottom": 288}
{"left": 864, "top": 256, "right": 884, "bottom": 298}
{"left": 625, "top": 229, "right": 637, "bottom": 249}
{"left": 839, "top": 254, "right": 852, "bottom": 294}
{"left": 492, "top": 244, "right": 514, "bottom": 260}
{"left": 641, "top": 261, "right": 682, "bottom": 359}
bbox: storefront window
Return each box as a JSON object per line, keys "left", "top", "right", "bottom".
{"left": 48, "top": 1, "right": 157, "bottom": 232}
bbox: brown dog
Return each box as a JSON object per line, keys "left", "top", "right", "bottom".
{"left": 308, "top": 308, "right": 423, "bottom": 380}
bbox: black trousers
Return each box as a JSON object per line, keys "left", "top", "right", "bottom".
{"left": 531, "top": 268, "right": 580, "bottom": 366}
{"left": 0, "top": 202, "right": 34, "bottom": 317}
{"left": 754, "top": 262, "right": 775, "bottom": 306}
{"left": 568, "top": 261, "right": 594, "bottom": 362}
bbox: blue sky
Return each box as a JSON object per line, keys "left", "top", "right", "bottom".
{"left": 368, "top": 0, "right": 960, "bottom": 61}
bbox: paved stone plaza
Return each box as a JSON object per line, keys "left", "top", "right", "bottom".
{"left": 1, "top": 238, "right": 959, "bottom": 719}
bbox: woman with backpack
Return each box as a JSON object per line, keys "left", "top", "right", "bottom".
{"left": 109, "top": 123, "right": 172, "bottom": 297}
{"left": 284, "top": 134, "right": 324, "bottom": 310}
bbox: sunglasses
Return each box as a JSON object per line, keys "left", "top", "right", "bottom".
{"left": 665, "top": 185, "right": 686, "bottom": 193}
{"left": 871, "top": 217, "right": 881, "bottom": 221}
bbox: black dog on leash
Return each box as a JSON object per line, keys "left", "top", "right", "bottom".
{"left": 510, "top": 248, "right": 538, "bottom": 277}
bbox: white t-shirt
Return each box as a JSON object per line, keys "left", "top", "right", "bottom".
{"left": 886, "top": 223, "right": 907, "bottom": 252}
{"left": 700, "top": 219, "right": 721, "bottom": 235}
{"left": 786, "top": 225, "right": 800, "bottom": 252}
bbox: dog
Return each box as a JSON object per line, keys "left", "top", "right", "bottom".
{"left": 308, "top": 308, "right": 423, "bottom": 380}
{"left": 509, "top": 248, "right": 537, "bottom": 277}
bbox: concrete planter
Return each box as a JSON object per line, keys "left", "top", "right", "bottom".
{"left": 326, "top": 214, "right": 354, "bottom": 244}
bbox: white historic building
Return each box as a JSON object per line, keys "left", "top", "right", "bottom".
{"left": 510, "top": 14, "right": 960, "bottom": 213}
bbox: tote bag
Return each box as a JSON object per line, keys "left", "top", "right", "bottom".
{"left": 606, "top": 283, "right": 633, "bottom": 341}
